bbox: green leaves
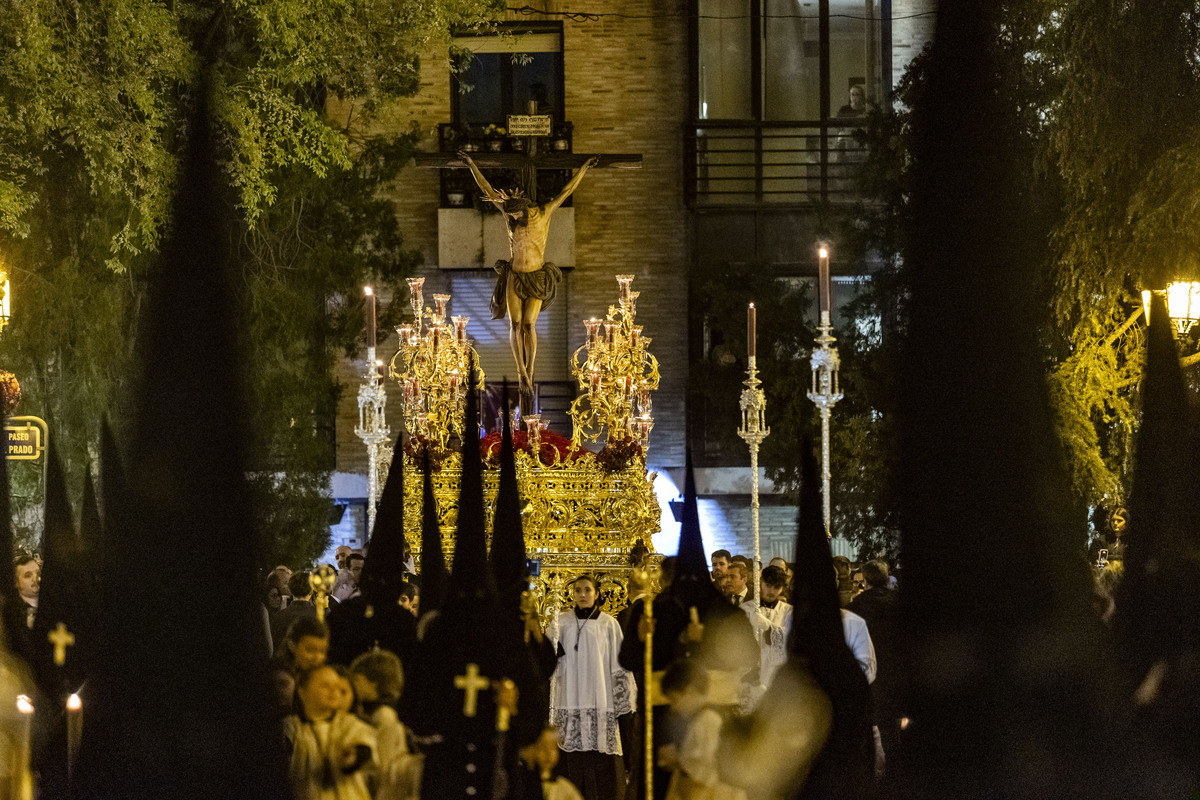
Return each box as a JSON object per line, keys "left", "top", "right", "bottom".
{"left": 0, "top": 0, "right": 500, "bottom": 559}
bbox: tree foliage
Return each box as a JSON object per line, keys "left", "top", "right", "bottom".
{"left": 1046, "top": 0, "right": 1200, "bottom": 508}
{"left": 0, "top": 0, "right": 502, "bottom": 563}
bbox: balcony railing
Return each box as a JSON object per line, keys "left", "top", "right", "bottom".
{"left": 685, "top": 121, "right": 870, "bottom": 207}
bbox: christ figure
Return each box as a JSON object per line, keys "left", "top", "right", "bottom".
{"left": 459, "top": 151, "right": 599, "bottom": 408}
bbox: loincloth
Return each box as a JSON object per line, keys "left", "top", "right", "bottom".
{"left": 490, "top": 260, "right": 563, "bottom": 320}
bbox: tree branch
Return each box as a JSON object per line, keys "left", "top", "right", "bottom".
{"left": 1102, "top": 307, "right": 1143, "bottom": 348}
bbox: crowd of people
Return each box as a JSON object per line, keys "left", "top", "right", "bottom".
{"left": 220, "top": 537, "right": 904, "bottom": 800}
{"left": 12, "top": 511, "right": 1132, "bottom": 800}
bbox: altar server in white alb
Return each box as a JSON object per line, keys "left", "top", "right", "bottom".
{"left": 548, "top": 574, "right": 637, "bottom": 800}
{"left": 751, "top": 565, "right": 794, "bottom": 691}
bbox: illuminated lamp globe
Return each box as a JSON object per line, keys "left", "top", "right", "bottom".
{"left": 1142, "top": 283, "right": 1200, "bottom": 336}
{"left": 1165, "top": 282, "right": 1200, "bottom": 335}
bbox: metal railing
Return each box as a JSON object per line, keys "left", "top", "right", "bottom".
{"left": 685, "top": 121, "right": 870, "bottom": 207}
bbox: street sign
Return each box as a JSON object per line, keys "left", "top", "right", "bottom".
{"left": 507, "top": 114, "right": 552, "bottom": 136}
{"left": 5, "top": 416, "right": 47, "bottom": 461}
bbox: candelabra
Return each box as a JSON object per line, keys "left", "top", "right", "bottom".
{"left": 806, "top": 313, "right": 842, "bottom": 538}
{"left": 569, "top": 274, "right": 660, "bottom": 451}
{"left": 390, "top": 277, "right": 485, "bottom": 451}
{"left": 737, "top": 353, "right": 769, "bottom": 607}
{"left": 355, "top": 346, "right": 391, "bottom": 536}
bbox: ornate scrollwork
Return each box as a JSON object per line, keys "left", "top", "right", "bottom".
{"left": 394, "top": 273, "right": 665, "bottom": 616}
{"left": 403, "top": 449, "right": 662, "bottom": 616}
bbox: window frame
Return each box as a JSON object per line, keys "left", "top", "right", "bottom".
{"left": 690, "top": 0, "right": 892, "bottom": 125}
{"left": 687, "top": 0, "right": 892, "bottom": 207}
{"left": 450, "top": 22, "right": 566, "bottom": 126}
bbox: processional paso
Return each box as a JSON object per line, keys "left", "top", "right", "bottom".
{"left": 388, "top": 271, "right": 663, "bottom": 620}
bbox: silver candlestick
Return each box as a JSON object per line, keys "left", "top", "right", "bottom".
{"left": 738, "top": 356, "right": 770, "bottom": 607}
{"left": 807, "top": 313, "right": 842, "bottom": 537}
{"left": 355, "top": 346, "right": 391, "bottom": 536}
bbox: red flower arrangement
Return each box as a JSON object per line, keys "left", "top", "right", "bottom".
{"left": 596, "top": 436, "right": 644, "bottom": 471}
{"left": 480, "top": 427, "right": 589, "bottom": 466}
{"left": 403, "top": 435, "right": 454, "bottom": 469}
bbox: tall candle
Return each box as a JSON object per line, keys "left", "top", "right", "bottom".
{"left": 364, "top": 287, "right": 376, "bottom": 347}
{"left": 818, "top": 246, "right": 831, "bottom": 323}
{"left": 16, "top": 694, "right": 32, "bottom": 800}
{"left": 66, "top": 693, "right": 82, "bottom": 783}
{"left": 747, "top": 303, "right": 756, "bottom": 358}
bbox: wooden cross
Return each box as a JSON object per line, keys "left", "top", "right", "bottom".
{"left": 414, "top": 103, "right": 641, "bottom": 202}
{"left": 48, "top": 622, "right": 75, "bottom": 666}
{"left": 454, "top": 663, "right": 491, "bottom": 717}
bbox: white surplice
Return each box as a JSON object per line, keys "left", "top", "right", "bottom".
{"left": 547, "top": 608, "right": 637, "bottom": 755}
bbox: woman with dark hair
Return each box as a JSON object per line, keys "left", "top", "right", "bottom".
{"left": 547, "top": 574, "right": 636, "bottom": 800}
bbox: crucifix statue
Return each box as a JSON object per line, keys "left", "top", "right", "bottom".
{"left": 416, "top": 105, "right": 640, "bottom": 414}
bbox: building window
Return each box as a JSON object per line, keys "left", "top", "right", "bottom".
{"left": 439, "top": 24, "right": 574, "bottom": 208}
{"left": 452, "top": 26, "right": 564, "bottom": 124}
{"left": 698, "top": 0, "right": 753, "bottom": 119}
{"left": 689, "top": 0, "right": 888, "bottom": 205}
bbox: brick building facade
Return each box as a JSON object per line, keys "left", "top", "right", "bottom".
{"left": 326, "top": 0, "right": 935, "bottom": 560}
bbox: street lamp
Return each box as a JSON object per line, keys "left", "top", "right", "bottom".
{"left": 1142, "top": 282, "right": 1200, "bottom": 335}
{"left": 0, "top": 270, "right": 10, "bottom": 331}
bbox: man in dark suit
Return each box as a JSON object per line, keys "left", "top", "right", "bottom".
{"left": 846, "top": 558, "right": 904, "bottom": 771}
{"left": 271, "top": 570, "right": 316, "bottom": 651}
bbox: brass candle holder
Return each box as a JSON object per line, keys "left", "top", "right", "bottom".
{"left": 569, "top": 275, "right": 660, "bottom": 452}
{"left": 390, "top": 287, "right": 485, "bottom": 450}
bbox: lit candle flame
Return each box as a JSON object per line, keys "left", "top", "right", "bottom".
{"left": 363, "top": 286, "right": 373, "bottom": 296}
{"left": 16, "top": 695, "right": 32, "bottom": 714}
{"left": 67, "top": 693, "right": 81, "bottom": 712}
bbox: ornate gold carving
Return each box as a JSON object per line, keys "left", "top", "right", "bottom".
{"left": 403, "top": 449, "right": 662, "bottom": 618}
{"left": 395, "top": 273, "right": 665, "bottom": 618}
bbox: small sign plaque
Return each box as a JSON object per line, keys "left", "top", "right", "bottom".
{"left": 4, "top": 419, "right": 44, "bottom": 461}
{"left": 506, "top": 114, "right": 552, "bottom": 136}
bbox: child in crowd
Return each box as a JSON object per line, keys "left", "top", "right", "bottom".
{"left": 271, "top": 617, "right": 329, "bottom": 714}
{"left": 284, "top": 664, "right": 377, "bottom": 800}
{"left": 658, "top": 659, "right": 747, "bottom": 800}
{"left": 332, "top": 666, "right": 356, "bottom": 713}
{"left": 518, "top": 726, "right": 584, "bottom": 800}
{"left": 349, "top": 650, "right": 422, "bottom": 800}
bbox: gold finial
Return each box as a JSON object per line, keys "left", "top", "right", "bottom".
{"left": 310, "top": 566, "right": 337, "bottom": 622}
{"left": 495, "top": 679, "right": 517, "bottom": 732}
